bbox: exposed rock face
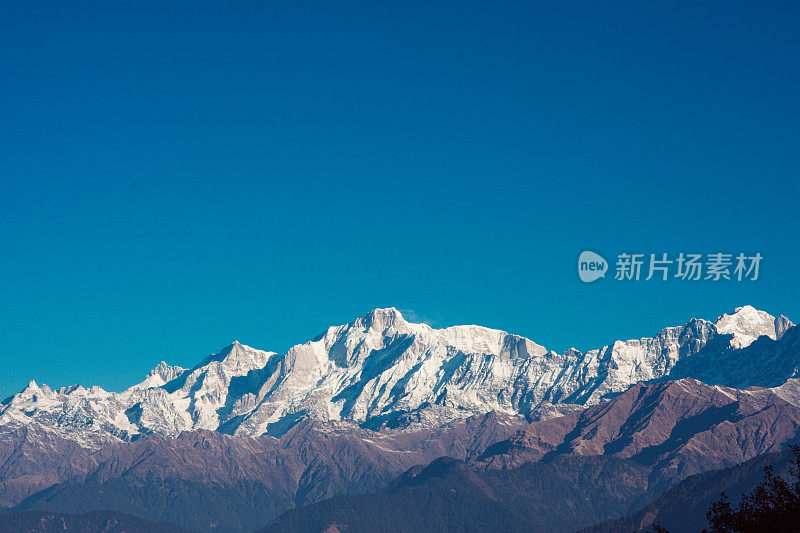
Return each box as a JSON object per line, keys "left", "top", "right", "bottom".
{"left": 0, "top": 306, "right": 796, "bottom": 446}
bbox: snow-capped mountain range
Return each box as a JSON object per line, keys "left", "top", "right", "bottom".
{"left": 1, "top": 305, "right": 797, "bottom": 447}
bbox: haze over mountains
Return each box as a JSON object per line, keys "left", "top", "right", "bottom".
{"left": 1, "top": 305, "right": 799, "bottom": 531}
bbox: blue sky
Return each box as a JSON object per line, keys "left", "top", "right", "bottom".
{"left": 1, "top": 1, "right": 799, "bottom": 397}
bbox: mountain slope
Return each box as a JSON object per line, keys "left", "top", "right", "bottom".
{"left": 262, "top": 456, "right": 652, "bottom": 533}
{"left": 583, "top": 449, "right": 797, "bottom": 533}
{"left": 267, "top": 447, "right": 800, "bottom": 533}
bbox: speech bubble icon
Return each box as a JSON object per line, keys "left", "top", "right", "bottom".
{"left": 578, "top": 251, "right": 608, "bottom": 283}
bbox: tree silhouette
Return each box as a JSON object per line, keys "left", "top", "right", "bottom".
{"left": 705, "top": 445, "right": 800, "bottom": 533}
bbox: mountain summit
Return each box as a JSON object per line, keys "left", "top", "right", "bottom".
{"left": 1, "top": 307, "right": 796, "bottom": 446}
{"left": 714, "top": 305, "right": 793, "bottom": 348}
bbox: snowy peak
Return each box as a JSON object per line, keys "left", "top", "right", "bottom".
{"left": 17, "top": 380, "right": 54, "bottom": 400}
{"left": 2, "top": 305, "right": 798, "bottom": 447}
{"left": 356, "top": 308, "right": 548, "bottom": 358}
{"left": 438, "top": 325, "right": 548, "bottom": 358}
{"left": 129, "top": 362, "right": 186, "bottom": 390}
{"left": 183, "top": 341, "right": 276, "bottom": 378}
{"left": 358, "top": 307, "right": 410, "bottom": 333}
{"left": 714, "top": 305, "right": 793, "bottom": 348}
{"left": 217, "top": 340, "right": 274, "bottom": 368}
{"left": 23, "top": 380, "right": 40, "bottom": 395}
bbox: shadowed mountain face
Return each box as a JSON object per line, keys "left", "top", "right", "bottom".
{"left": 478, "top": 378, "right": 800, "bottom": 491}
{"left": 668, "top": 320, "right": 800, "bottom": 388}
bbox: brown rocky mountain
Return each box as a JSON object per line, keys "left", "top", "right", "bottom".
{"left": 479, "top": 378, "right": 800, "bottom": 491}
{"left": 0, "top": 411, "right": 526, "bottom": 531}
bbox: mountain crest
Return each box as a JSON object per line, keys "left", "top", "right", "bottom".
{"left": 1, "top": 305, "right": 796, "bottom": 445}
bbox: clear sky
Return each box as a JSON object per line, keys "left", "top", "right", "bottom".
{"left": 1, "top": 1, "right": 799, "bottom": 398}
